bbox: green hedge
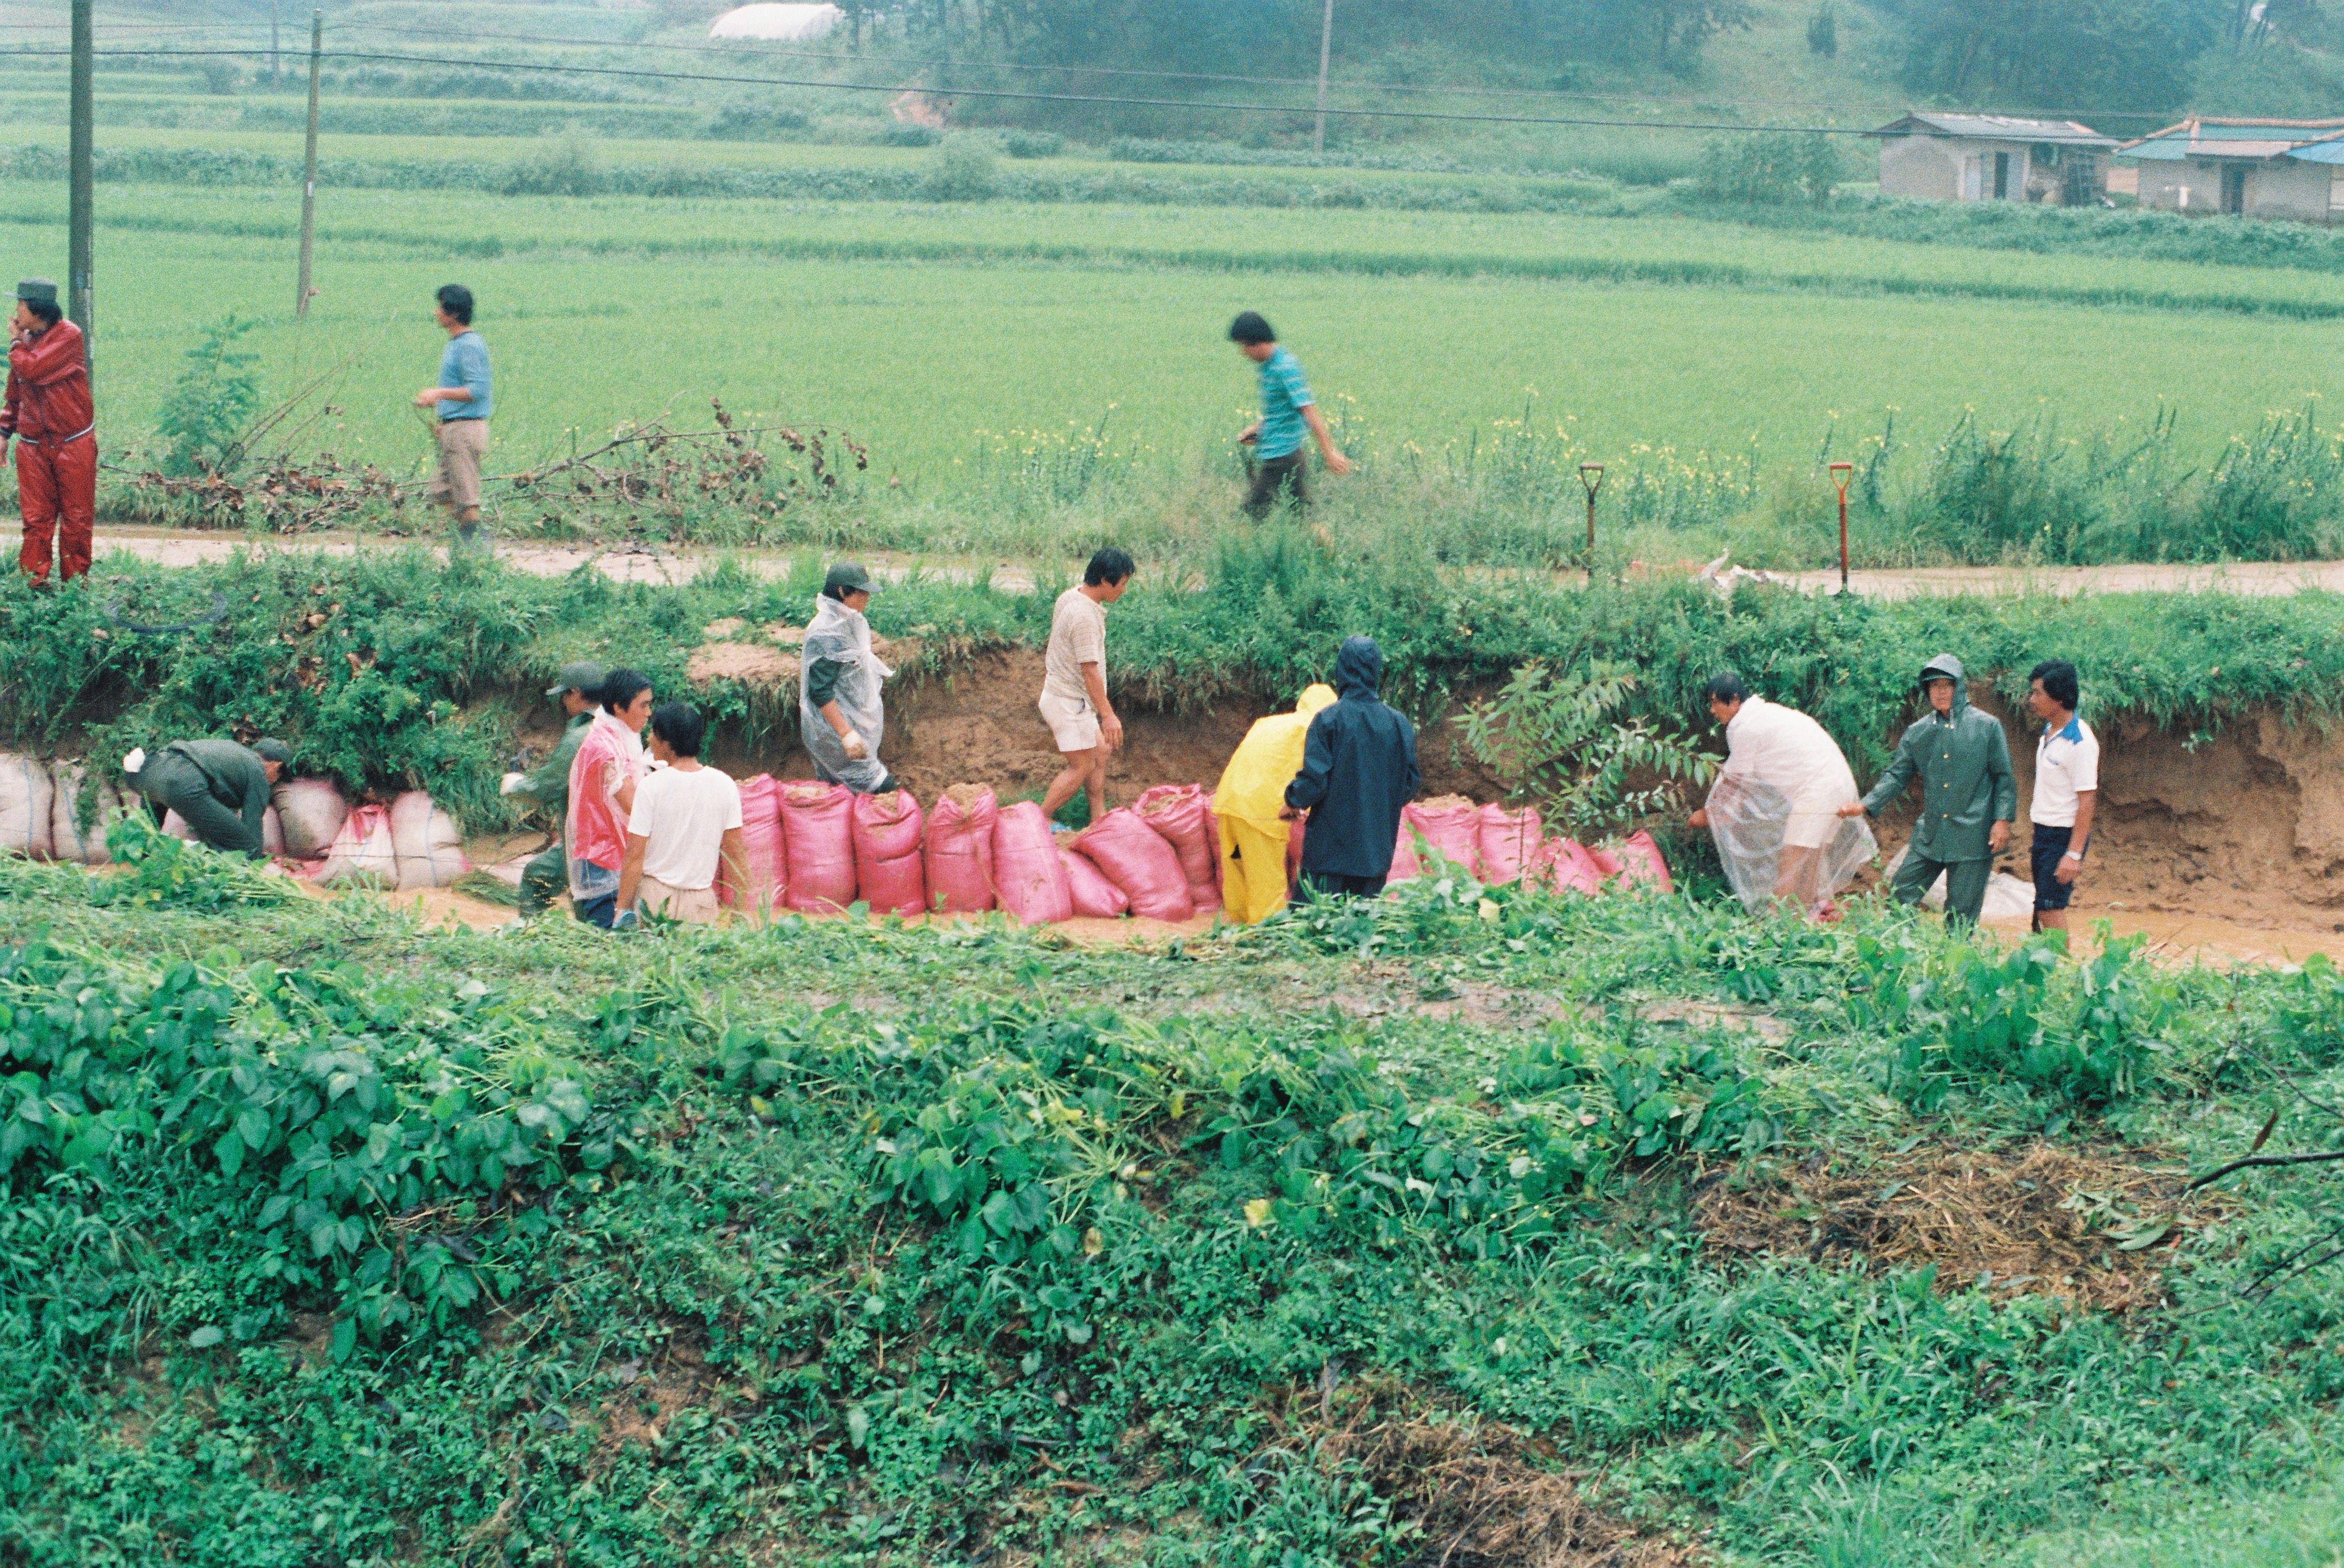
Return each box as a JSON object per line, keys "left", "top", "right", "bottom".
{"left": 4, "top": 538, "right": 2338, "bottom": 831}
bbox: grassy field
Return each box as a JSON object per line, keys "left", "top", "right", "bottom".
{"left": 9, "top": 183, "right": 2343, "bottom": 504}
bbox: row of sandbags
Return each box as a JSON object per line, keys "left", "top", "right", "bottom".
{"left": 1385, "top": 796, "right": 1674, "bottom": 897}
{"left": 0, "top": 753, "right": 470, "bottom": 891}
{"left": 708, "top": 777, "right": 1670, "bottom": 925}
{"left": 712, "top": 778, "right": 1225, "bottom": 924}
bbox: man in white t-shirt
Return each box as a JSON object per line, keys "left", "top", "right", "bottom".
{"left": 613, "top": 702, "right": 746, "bottom": 927}
{"left": 2025, "top": 658, "right": 2098, "bottom": 937}
{"left": 1039, "top": 546, "right": 1135, "bottom": 825}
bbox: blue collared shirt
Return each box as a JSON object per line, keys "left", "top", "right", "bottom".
{"left": 1254, "top": 346, "right": 1314, "bottom": 461}
{"left": 438, "top": 330, "right": 492, "bottom": 422}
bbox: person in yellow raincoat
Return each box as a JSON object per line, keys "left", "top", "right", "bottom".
{"left": 1212, "top": 683, "right": 1338, "bottom": 923}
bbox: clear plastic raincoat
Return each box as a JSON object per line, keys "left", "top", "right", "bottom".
{"left": 799, "top": 594, "right": 893, "bottom": 793}
{"left": 1703, "top": 696, "right": 1874, "bottom": 916}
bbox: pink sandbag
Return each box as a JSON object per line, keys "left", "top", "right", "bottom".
{"left": 720, "top": 773, "right": 785, "bottom": 911}
{"left": 1135, "top": 783, "right": 1220, "bottom": 911}
{"left": 1600, "top": 829, "right": 1674, "bottom": 894}
{"left": 1386, "top": 818, "right": 1422, "bottom": 885}
{"left": 1061, "top": 845, "right": 1129, "bottom": 918}
{"left": 1073, "top": 807, "right": 1193, "bottom": 923}
{"left": 925, "top": 785, "right": 998, "bottom": 914}
{"left": 851, "top": 789, "right": 927, "bottom": 916}
{"left": 1477, "top": 802, "right": 1544, "bottom": 886}
{"left": 390, "top": 790, "right": 470, "bottom": 890}
{"left": 1395, "top": 798, "right": 1480, "bottom": 881}
{"left": 992, "top": 801, "right": 1073, "bottom": 925}
{"left": 314, "top": 803, "right": 397, "bottom": 886}
{"left": 1542, "top": 835, "right": 1607, "bottom": 897}
{"left": 782, "top": 780, "right": 856, "bottom": 912}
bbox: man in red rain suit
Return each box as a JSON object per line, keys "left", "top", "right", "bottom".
{"left": 2, "top": 278, "right": 96, "bottom": 587}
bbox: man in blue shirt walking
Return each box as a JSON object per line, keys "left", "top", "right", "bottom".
{"left": 413, "top": 283, "right": 493, "bottom": 542}
{"left": 1229, "top": 311, "right": 1350, "bottom": 519}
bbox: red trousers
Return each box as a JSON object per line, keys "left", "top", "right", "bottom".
{"left": 15, "top": 432, "right": 95, "bottom": 585}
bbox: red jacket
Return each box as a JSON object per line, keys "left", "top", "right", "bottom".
{"left": 2, "top": 318, "right": 94, "bottom": 443}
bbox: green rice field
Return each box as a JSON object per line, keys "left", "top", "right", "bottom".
{"left": 6, "top": 179, "right": 2342, "bottom": 491}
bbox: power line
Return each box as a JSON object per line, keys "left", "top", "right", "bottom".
{"left": 0, "top": 20, "right": 2185, "bottom": 120}
{"left": 13, "top": 46, "right": 2137, "bottom": 138}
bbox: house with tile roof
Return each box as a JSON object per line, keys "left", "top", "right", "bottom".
{"left": 2118, "top": 117, "right": 2344, "bottom": 220}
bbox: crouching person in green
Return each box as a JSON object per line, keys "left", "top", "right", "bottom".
{"left": 504, "top": 660, "right": 605, "bottom": 919}
{"left": 1840, "top": 653, "right": 2016, "bottom": 927}
{"left": 123, "top": 736, "right": 292, "bottom": 854}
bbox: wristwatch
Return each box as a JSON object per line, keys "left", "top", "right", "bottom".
{"left": 2062, "top": 849, "right": 2083, "bottom": 861}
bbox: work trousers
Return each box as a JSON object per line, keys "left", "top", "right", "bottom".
{"left": 1242, "top": 449, "right": 1310, "bottom": 518}
{"left": 138, "top": 752, "right": 262, "bottom": 854}
{"left": 518, "top": 842, "right": 568, "bottom": 918}
{"left": 15, "top": 432, "right": 96, "bottom": 585}
{"left": 1218, "top": 816, "right": 1295, "bottom": 925}
{"left": 1299, "top": 869, "right": 1386, "bottom": 902}
{"left": 1887, "top": 848, "right": 1991, "bottom": 928}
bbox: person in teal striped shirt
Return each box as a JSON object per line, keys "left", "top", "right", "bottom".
{"left": 1230, "top": 311, "right": 1350, "bottom": 518}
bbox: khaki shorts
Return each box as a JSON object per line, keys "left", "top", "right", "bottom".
{"left": 427, "top": 417, "right": 489, "bottom": 509}
{"left": 639, "top": 874, "right": 721, "bottom": 924}
{"left": 1038, "top": 691, "right": 1101, "bottom": 753}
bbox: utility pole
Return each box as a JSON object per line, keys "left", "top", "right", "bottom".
{"left": 272, "top": 2, "right": 282, "bottom": 89}
{"left": 296, "top": 9, "right": 321, "bottom": 318}
{"left": 68, "top": 0, "right": 93, "bottom": 367}
{"left": 1312, "top": 0, "right": 1334, "bottom": 155}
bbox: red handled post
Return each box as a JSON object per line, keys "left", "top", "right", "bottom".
{"left": 1578, "top": 463, "right": 1605, "bottom": 584}
{"left": 1828, "top": 460, "right": 1854, "bottom": 594}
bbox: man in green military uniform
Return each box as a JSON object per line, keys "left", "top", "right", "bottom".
{"left": 1840, "top": 653, "right": 2016, "bottom": 927}
{"left": 124, "top": 737, "right": 292, "bottom": 854}
{"left": 502, "top": 661, "right": 605, "bottom": 918}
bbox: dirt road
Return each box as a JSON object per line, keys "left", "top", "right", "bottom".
{"left": 90, "top": 528, "right": 2344, "bottom": 599}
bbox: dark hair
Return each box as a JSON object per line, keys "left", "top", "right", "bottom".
{"left": 1227, "top": 310, "right": 1275, "bottom": 345}
{"left": 599, "top": 667, "right": 653, "bottom": 714}
{"left": 2029, "top": 658, "right": 2080, "bottom": 711}
{"left": 1083, "top": 546, "right": 1135, "bottom": 587}
{"left": 1702, "top": 672, "right": 1750, "bottom": 706}
{"left": 435, "top": 283, "right": 475, "bottom": 325}
{"left": 649, "top": 700, "right": 706, "bottom": 758}
{"left": 23, "top": 297, "right": 61, "bottom": 328}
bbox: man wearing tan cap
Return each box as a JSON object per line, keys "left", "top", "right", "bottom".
{"left": 1, "top": 279, "right": 96, "bottom": 587}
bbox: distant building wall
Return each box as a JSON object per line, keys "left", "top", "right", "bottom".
{"left": 1876, "top": 136, "right": 2033, "bottom": 201}
{"left": 2135, "top": 156, "right": 2335, "bottom": 219}
{"left": 2136, "top": 159, "right": 2224, "bottom": 211}
{"left": 2249, "top": 158, "right": 2331, "bottom": 220}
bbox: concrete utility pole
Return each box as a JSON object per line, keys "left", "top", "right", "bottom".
{"left": 1312, "top": 0, "right": 1334, "bottom": 155}
{"left": 68, "top": 0, "right": 93, "bottom": 366}
{"left": 296, "top": 9, "right": 321, "bottom": 318}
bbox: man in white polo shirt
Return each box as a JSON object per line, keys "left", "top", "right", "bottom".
{"left": 2025, "top": 658, "right": 2097, "bottom": 937}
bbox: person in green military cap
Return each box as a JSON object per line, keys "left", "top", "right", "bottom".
{"left": 501, "top": 660, "right": 606, "bottom": 918}
{"left": 800, "top": 562, "right": 899, "bottom": 794}
{"left": 1840, "top": 653, "right": 2017, "bottom": 927}
{"left": 123, "top": 737, "right": 292, "bottom": 855}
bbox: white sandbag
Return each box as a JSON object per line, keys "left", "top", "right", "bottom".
{"left": 0, "top": 753, "right": 55, "bottom": 860}
{"left": 273, "top": 777, "right": 348, "bottom": 860}
{"left": 48, "top": 763, "right": 129, "bottom": 865}
{"left": 316, "top": 803, "right": 400, "bottom": 887}
{"left": 389, "top": 790, "right": 471, "bottom": 891}
{"left": 170, "top": 805, "right": 284, "bottom": 855}
{"left": 1885, "top": 847, "right": 2038, "bottom": 921}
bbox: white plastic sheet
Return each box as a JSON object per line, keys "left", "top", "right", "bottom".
{"left": 1703, "top": 698, "right": 1873, "bottom": 916}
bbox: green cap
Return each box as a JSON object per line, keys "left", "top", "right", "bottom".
{"left": 547, "top": 660, "right": 608, "bottom": 699}
{"left": 252, "top": 737, "right": 294, "bottom": 767}
{"left": 15, "top": 279, "right": 56, "bottom": 308}
{"left": 823, "top": 562, "right": 876, "bottom": 598}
